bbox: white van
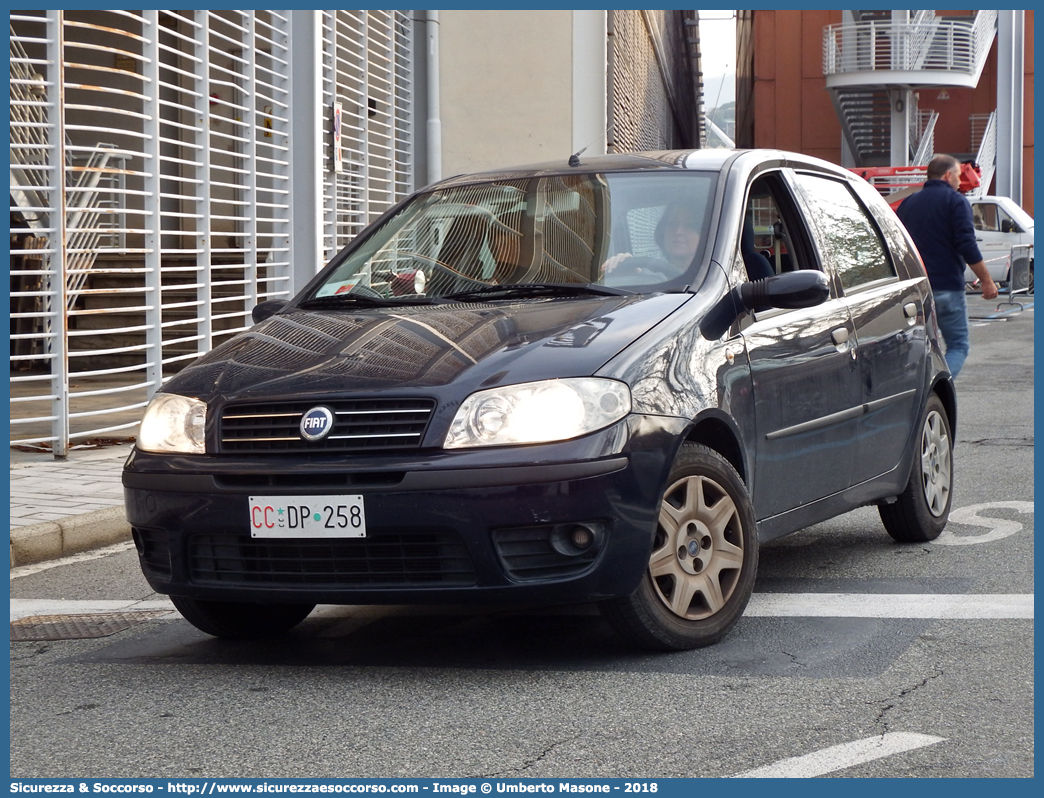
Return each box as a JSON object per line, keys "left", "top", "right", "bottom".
{"left": 965, "top": 196, "right": 1034, "bottom": 290}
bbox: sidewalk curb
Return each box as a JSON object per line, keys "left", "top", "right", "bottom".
{"left": 10, "top": 506, "right": 131, "bottom": 568}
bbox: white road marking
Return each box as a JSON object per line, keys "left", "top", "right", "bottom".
{"left": 935, "top": 501, "right": 1035, "bottom": 545}
{"left": 745, "top": 593, "right": 1033, "bottom": 619}
{"left": 10, "top": 598, "right": 176, "bottom": 622}
{"left": 731, "top": 732, "right": 946, "bottom": 778}
{"left": 9, "top": 593, "right": 1033, "bottom": 623}
{"left": 10, "top": 541, "right": 137, "bottom": 580}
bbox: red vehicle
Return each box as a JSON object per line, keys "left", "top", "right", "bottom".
{"left": 849, "top": 162, "right": 981, "bottom": 210}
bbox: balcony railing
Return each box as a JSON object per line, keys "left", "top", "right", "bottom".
{"left": 824, "top": 11, "right": 997, "bottom": 80}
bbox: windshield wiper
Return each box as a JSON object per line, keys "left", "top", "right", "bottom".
{"left": 297, "top": 293, "right": 445, "bottom": 310}
{"left": 444, "top": 283, "right": 632, "bottom": 302}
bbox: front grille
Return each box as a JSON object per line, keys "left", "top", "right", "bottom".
{"left": 188, "top": 531, "right": 477, "bottom": 587}
{"left": 220, "top": 398, "right": 436, "bottom": 453}
{"left": 214, "top": 472, "right": 405, "bottom": 490}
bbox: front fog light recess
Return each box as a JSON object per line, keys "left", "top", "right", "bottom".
{"left": 444, "top": 378, "right": 631, "bottom": 448}
{"left": 548, "top": 522, "right": 606, "bottom": 558}
{"left": 137, "top": 393, "right": 208, "bottom": 454}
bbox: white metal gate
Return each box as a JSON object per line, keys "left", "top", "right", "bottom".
{"left": 9, "top": 9, "right": 414, "bottom": 455}
{"left": 321, "top": 10, "right": 414, "bottom": 257}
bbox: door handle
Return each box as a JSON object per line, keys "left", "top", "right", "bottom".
{"left": 831, "top": 327, "right": 849, "bottom": 345}
{"left": 903, "top": 302, "right": 918, "bottom": 319}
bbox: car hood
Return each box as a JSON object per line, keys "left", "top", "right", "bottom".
{"left": 163, "top": 293, "right": 692, "bottom": 402}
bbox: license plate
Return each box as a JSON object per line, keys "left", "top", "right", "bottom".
{"left": 249, "top": 495, "right": 366, "bottom": 538}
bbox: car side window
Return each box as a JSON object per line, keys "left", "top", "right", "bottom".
{"left": 972, "top": 202, "right": 1015, "bottom": 232}
{"left": 973, "top": 203, "right": 997, "bottom": 231}
{"left": 792, "top": 173, "right": 896, "bottom": 291}
{"left": 739, "top": 174, "right": 817, "bottom": 281}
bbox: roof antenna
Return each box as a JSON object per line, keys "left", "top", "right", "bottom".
{"left": 569, "top": 124, "right": 615, "bottom": 167}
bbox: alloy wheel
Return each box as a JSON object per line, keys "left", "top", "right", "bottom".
{"left": 920, "top": 409, "right": 952, "bottom": 517}
{"left": 649, "top": 474, "right": 744, "bottom": 620}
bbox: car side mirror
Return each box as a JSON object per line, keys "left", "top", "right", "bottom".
{"left": 251, "top": 299, "right": 288, "bottom": 324}
{"left": 700, "top": 270, "right": 830, "bottom": 340}
{"left": 1001, "top": 219, "right": 1019, "bottom": 234}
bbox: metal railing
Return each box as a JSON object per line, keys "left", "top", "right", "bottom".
{"left": 10, "top": 10, "right": 415, "bottom": 456}
{"left": 72, "top": 150, "right": 129, "bottom": 249}
{"left": 10, "top": 72, "right": 123, "bottom": 310}
{"left": 967, "top": 111, "right": 997, "bottom": 198}
{"left": 824, "top": 11, "right": 997, "bottom": 79}
{"left": 970, "top": 114, "right": 992, "bottom": 152}
{"left": 997, "top": 243, "right": 1033, "bottom": 310}
{"left": 321, "top": 11, "right": 414, "bottom": 256}
{"left": 910, "top": 104, "right": 938, "bottom": 166}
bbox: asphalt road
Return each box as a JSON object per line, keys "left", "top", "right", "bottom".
{"left": 9, "top": 293, "right": 1033, "bottom": 779}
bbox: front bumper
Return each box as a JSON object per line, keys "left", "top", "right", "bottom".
{"left": 122, "top": 415, "right": 684, "bottom": 606}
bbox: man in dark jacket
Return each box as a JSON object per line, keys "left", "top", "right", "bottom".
{"left": 896, "top": 154, "right": 998, "bottom": 378}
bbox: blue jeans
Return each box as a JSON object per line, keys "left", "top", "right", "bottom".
{"left": 933, "top": 289, "right": 970, "bottom": 378}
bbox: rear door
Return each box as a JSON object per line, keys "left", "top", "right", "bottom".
{"left": 791, "top": 171, "right": 927, "bottom": 487}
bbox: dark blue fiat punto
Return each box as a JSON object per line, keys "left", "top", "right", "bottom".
{"left": 123, "top": 149, "right": 955, "bottom": 649}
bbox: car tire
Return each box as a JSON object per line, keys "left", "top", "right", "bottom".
{"left": 877, "top": 393, "right": 953, "bottom": 543}
{"left": 600, "top": 443, "right": 758, "bottom": 650}
{"left": 170, "top": 596, "right": 316, "bottom": 639}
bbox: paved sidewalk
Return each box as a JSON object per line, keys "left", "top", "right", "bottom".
{"left": 9, "top": 443, "right": 133, "bottom": 567}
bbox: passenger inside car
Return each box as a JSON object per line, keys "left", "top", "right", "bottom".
{"left": 431, "top": 214, "right": 522, "bottom": 288}
{"left": 486, "top": 223, "right": 522, "bottom": 279}
{"left": 745, "top": 177, "right": 806, "bottom": 275}
{"left": 740, "top": 211, "right": 775, "bottom": 280}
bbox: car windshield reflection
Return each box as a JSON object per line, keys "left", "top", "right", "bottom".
{"left": 308, "top": 172, "right": 718, "bottom": 302}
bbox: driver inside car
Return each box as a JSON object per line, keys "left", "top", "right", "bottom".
{"left": 602, "top": 200, "right": 702, "bottom": 284}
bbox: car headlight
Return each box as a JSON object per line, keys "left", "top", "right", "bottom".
{"left": 444, "top": 378, "right": 631, "bottom": 449}
{"left": 137, "top": 393, "right": 208, "bottom": 454}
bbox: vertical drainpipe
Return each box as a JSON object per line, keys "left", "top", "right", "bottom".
{"left": 889, "top": 10, "right": 911, "bottom": 167}
{"left": 996, "top": 10, "right": 1024, "bottom": 205}
{"left": 425, "top": 10, "right": 442, "bottom": 184}
{"left": 888, "top": 88, "right": 911, "bottom": 167}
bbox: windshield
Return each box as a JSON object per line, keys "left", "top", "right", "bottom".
{"left": 307, "top": 172, "right": 717, "bottom": 301}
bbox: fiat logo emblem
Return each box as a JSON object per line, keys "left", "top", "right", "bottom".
{"left": 299, "top": 406, "right": 334, "bottom": 442}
